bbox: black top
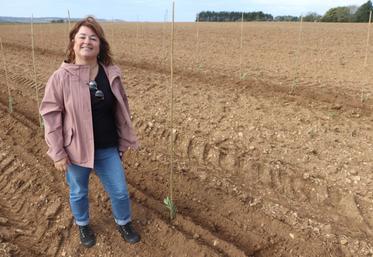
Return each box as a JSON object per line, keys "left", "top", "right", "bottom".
{"left": 90, "top": 64, "right": 118, "bottom": 149}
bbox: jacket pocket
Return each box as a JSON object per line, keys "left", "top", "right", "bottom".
{"left": 63, "top": 128, "right": 73, "bottom": 147}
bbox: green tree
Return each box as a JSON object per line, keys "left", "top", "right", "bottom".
{"left": 196, "top": 11, "right": 273, "bottom": 22}
{"left": 353, "top": 0, "right": 373, "bottom": 22}
{"left": 321, "top": 7, "right": 352, "bottom": 22}
{"left": 51, "top": 19, "right": 65, "bottom": 23}
{"left": 274, "top": 15, "right": 299, "bottom": 21}
{"left": 303, "top": 12, "right": 322, "bottom": 22}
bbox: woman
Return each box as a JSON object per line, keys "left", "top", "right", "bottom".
{"left": 39, "top": 16, "right": 140, "bottom": 248}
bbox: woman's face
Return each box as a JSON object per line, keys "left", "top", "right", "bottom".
{"left": 73, "top": 26, "right": 100, "bottom": 63}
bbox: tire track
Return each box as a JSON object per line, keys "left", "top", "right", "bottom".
{"left": 133, "top": 113, "right": 373, "bottom": 239}
{"left": 0, "top": 139, "right": 64, "bottom": 257}
{"left": 0, "top": 105, "right": 72, "bottom": 257}
{"left": 1, "top": 69, "right": 372, "bottom": 255}
{"left": 0, "top": 71, "right": 328, "bottom": 257}
{"left": 1, "top": 41, "right": 373, "bottom": 256}
{"left": 0, "top": 93, "right": 251, "bottom": 256}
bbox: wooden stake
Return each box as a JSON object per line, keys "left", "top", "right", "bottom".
{"left": 196, "top": 13, "right": 200, "bottom": 68}
{"left": 167, "top": 1, "right": 176, "bottom": 220}
{"left": 31, "top": 15, "right": 43, "bottom": 128}
{"left": 291, "top": 16, "right": 303, "bottom": 93}
{"left": 239, "top": 12, "right": 244, "bottom": 79}
{"left": 364, "top": 10, "right": 372, "bottom": 67}
{"left": 0, "top": 38, "right": 12, "bottom": 113}
{"left": 136, "top": 17, "right": 139, "bottom": 56}
{"left": 170, "top": 0, "right": 175, "bottom": 206}
{"left": 67, "top": 9, "right": 71, "bottom": 31}
{"left": 65, "top": 10, "right": 71, "bottom": 49}
{"left": 362, "top": 10, "right": 372, "bottom": 103}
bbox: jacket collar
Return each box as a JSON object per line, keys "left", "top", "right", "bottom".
{"left": 60, "top": 61, "right": 121, "bottom": 84}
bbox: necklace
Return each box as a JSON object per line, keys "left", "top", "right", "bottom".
{"left": 89, "top": 63, "right": 99, "bottom": 81}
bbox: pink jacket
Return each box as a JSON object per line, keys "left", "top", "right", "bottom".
{"left": 39, "top": 62, "right": 139, "bottom": 168}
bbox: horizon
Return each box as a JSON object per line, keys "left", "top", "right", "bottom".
{"left": 0, "top": 0, "right": 369, "bottom": 22}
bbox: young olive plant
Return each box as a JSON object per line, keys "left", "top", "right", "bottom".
{"left": 165, "top": 1, "right": 177, "bottom": 221}
{"left": 164, "top": 196, "right": 177, "bottom": 220}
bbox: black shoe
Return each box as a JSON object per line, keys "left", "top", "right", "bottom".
{"left": 117, "top": 222, "right": 141, "bottom": 244}
{"left": 79, "top": 225, "right": 96, "bottom": 248}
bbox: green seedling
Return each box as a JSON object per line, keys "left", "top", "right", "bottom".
{"left": 240, "top": 72, "right": 248, "bottom": 80}
{"left": 197, "top": 63, "right": 203, "bottom": 71}
{"left": 164, "top": 196, "right": 177, "bottom": 220}
{"left": 329, "top": 111, "right": 337, "bottom": 119}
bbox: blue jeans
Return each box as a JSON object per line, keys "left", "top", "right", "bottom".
{"left": 66, "top": 147, "right": 131, "bottom": 226}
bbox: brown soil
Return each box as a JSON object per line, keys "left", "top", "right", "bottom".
{"left": 0, "top": 22, "right": 372, "bottom": 257}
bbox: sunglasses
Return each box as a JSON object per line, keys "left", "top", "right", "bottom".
{"left": 88, "top": 80, "right": 104, "bottom": 101}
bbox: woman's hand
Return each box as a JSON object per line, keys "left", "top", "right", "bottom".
{"left": 54, "top": 157, "right": 71, "bottom": 172}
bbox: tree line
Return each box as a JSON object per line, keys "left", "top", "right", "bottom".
{"left": 197, "top": 11, "right": 273, "bottom": 22}
{"left": 197, "top": 0, "right": 373, "bottom": 22}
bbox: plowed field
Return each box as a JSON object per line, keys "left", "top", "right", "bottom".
{"left": 0, "top": 22, "right": 373, "bottom": 257}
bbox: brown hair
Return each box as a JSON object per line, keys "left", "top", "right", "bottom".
{"left": 65, "top": 16, "right": 113, "bottom": 65}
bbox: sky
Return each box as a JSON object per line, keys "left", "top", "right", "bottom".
{"left": 0, "top": 0, "right": 369, "bottom": 21}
